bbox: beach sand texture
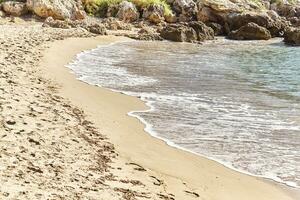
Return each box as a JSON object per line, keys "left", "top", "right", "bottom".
{"left": 0, "top": 22, "right": 299, "bottom": 199}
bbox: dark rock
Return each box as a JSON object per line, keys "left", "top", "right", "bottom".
{"left": 188, "top": 21, "right": 214, "bottom": 41}
{"left": 160, "top": 22, "right": 214, "bottom": 42}
{"left": 284, "top": 28, "right": 300, "bottom": 46}
{"left": 28, "top": 138, "right": 40, "bottom": 145}
{"left": 289, "top": 17, "right": 300, "bottom": 27}
{"left": 6, "top": 119, "right": 16, "bottom": 125}
{"left": 206, "top": 22, "right": 224, "bottom": 35}
{"left": 160, "top": 24, "right": 197, "bottom": 42}
{"left": 228, "top": 22, "right": 271, "bottom": 40}
{"left": 227, "top": 12, "right": 287, "bottom": 37}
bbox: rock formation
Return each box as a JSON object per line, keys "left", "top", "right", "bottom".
{"left": 160, "top": 22, "right": 214, "bottom": 42}
{"left": 0, "top": 0, "right": 299, "bottom": 44}
{"left": 117, "top": 1, "right": 139, "bottom": 22}
{"left": 284, "top": 27, "right": 300, "bottom": 45}
{"left": 2, "top": 1, "right": 28, "bottom": 16}
{"left": 228, "top": 22, "right": 272, "bottom": 40}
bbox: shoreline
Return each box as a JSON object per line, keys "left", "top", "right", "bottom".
{"left": 40, "top": 35, "right": 300, "bottom": 200}
{"left": 67, "top": 36, "right": 300, "bottom": 189}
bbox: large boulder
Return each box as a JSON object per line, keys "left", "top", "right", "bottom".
{"left": 160, "top": 22, "right": 214, "bottom": 42}
{"left": 142, "top": 4, "right": 164, "bottom": 24}
{"left": 196, "top": 0, "right": 278, "bottom": 27}
{"left": 26, "top": 0, "right": 86, "bottom": 20}
{"left": 197, "top": 0, "right": 241, "bottom": 24}
{"left": 227, "top": 11, "right": 287, "bottom": 37}
{"left": 188, "top": 21, "right": 214, "bottom": 41}
{"left": 284, "top": 28, "right": 300, "bottom": 45}
{"left": 2, "top": 1, "right": 28, "bottom": 16}
{"left": 228, "top": 22, "right": 271, "bottom": 40}
{"left": 160, "top": 24, "right": 197, "bottom": 42}
{"left": 117, "top": 1, "right": 139, "bottom": 22}
{"left": 206, "top": 22, "right": 224, "bottom": 35}
{"left": 173, "top": 0, "right": 198, "bottom": 21}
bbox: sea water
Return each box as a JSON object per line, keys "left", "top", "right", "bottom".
{"left": 68, "top": 38, "right": 300, "bottom": 188}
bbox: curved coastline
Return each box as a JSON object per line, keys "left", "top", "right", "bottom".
{"left": 67, "top": 37, "right": 300, "bottom": 189}
{"left": 40, "top": 35, "right": 300, "bottom": 200}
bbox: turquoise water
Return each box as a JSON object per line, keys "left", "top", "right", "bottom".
{"left": 68, "top": 38, "right": 300, "bottom": 188}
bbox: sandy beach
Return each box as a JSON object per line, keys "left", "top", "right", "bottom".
{"left": 0, "top": 22, "right": 299, "bottom": 199}
{"left": 41, "top": 34, "right": 300, "bottom": 199}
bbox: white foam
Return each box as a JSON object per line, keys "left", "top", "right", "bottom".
{"left": 126, "top": 96, "right": 300, "bottom": 189}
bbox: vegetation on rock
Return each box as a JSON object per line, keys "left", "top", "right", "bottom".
{"left": 82, "top": 0, "right": 172, "bottom": 17}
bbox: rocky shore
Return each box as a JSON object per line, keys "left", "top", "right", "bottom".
{"left": 1, "top": 0, "right": 300, "bottom": 44}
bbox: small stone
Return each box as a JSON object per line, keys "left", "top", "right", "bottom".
{"left": 6, "top": 119, "right": 16, "bottom": 125}
{"left": 3, "top": 192, "right": 9, "bottom": 197}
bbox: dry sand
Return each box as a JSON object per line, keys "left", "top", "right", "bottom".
{"left": 0, "top": 23, "right": 171, "bottom": 199}
{"left": 0, "top": 21, "right": 299, "bottom": 199}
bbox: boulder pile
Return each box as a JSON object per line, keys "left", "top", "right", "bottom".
{"left": 0, "top": 0, "right": 300, "bottom": 45}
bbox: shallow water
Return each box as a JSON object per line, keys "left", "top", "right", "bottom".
{"left": 68, "top": 38, "right": 300, "bottom": 188}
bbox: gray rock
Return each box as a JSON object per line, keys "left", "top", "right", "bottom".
{"left": 142, "top": 4, "right": 164, "bottom": 24}
{"left": 117, "top": 1, "right": 139, "bottom": 22}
